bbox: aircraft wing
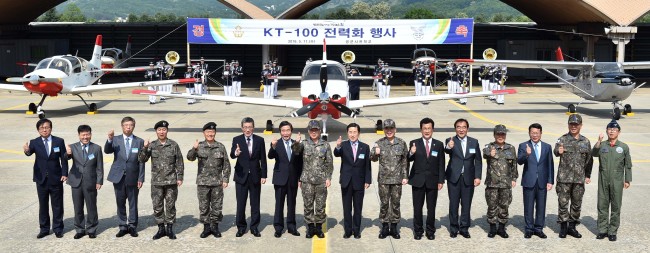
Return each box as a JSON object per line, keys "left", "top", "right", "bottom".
{"left": 452, "top": 59, "right": 594, "bottom": 70}
{"left": 620, "top": 62, "right": 650, "bottom": 70}
{"left": 270, "top": 76, "right": 302, "bottom": 81}
{"left": 99, "top": 67, "right": 152, "bottom": 73}
{"left": 132, "top": 90, "right": 304, "bottom": 109}
{"left": 350, "top": 64, "right": 415, "bottom": 74}
{"left": 347, "top": 89, "right": 516, "bottom": 109}
{"left": 69, "top": 78, "right": 199, "bottom": 94}
{"left": 348, "top": 76, "right": 379, "bottom": 80}
{"left": 0, "top": 84, "right": 29, "bottom": 92}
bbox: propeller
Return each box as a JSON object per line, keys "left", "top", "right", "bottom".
{"left": 6, "top": 75, "right": 61, "bottom": 84}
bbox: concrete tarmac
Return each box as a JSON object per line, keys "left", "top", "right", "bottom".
{"left": 0, "top": 85, "right": 648, "bottom": 252}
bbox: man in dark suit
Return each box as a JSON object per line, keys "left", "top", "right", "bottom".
{"left": 334, "top": 123, "right": 372, "bottom": 239}
{"left": 517, "top": 123, "right": 554, "bottom": 239}
{"left": 407, "top": 118, "right": 445, "bottom": 240}
{"left": 230, "top": 117, "right": 267, "bottom": 237}
{"left": 65, "top": 125, "right": 104, "bottom": 239}
{"left": 268, "top": 121, "right": 303, "bottom": 238}
{"left": 105, "top": 116, "right": 145, "bottom": 237}
{"left": 23, "top": 118, "right": 68, "bottom": 239}
{"left": 444, "top": 118, "right": 482, "bottom": 238}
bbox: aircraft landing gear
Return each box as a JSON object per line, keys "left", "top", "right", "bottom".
{"left": 567, "top": 104, "right": 577, "bottom": 114}
{"left": 28, "top": 103, "right": 37, "bottom": 114}
{"left": 29, "top": 95, "right": 48, "bottom": 118}
{"left": 623, "top": 104, "right": 633, "bottom": 115}
{"left": 613, "top": 107, "right": 621, "bottom": 120}
{"left": 75, "top": 94, "right": 98, "bottom": 114}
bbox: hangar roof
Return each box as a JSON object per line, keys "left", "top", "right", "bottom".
{"left": 0, "top": 0, "right": 65, "bottom": 25}
{"left": 501, "top": 0, "right": 650, "bottom": 26}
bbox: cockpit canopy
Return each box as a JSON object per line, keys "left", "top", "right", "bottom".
{"left": 303, "top": 63, "right": 346, "bottom": 81}
{"left": 593, "top": 62, "right": 623, "bottom": 74}
{"left": 34, "top": 56, "right": 88, "bottom": 74}
{"left": 413, "top": 48, "right": 436, "bottom": 60}
{"left": 102, "top": 49, "right": 123, "bottom": 60}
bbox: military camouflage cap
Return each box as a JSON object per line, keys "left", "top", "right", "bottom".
{"left": 493, "top": 124, "right": 507, "bottom": 134}
{"left": 568, "top": 114, "right": 582, "bottom": 124}
{"left": 606, "top": 119, "right": 620, "bottom": 130}
{"left": 307, "top": 120, "right": 321, "bottom": 130}
{"left": 383, "top": 119, "right": 396, "bottom": 129}
{"left": 154, "top": 120, "right": 169, "bottom": 130}
{"left": 203, "top": 122, "right": 217, "bottom": 131}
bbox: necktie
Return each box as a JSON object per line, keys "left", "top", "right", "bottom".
{"left": 125, "top": 137, "right": 131, "bottom": 159}
{"left": 534, "top": 143, "right": 540, "bottom": 161}
{"left": 43, "top": 138, "right": 49, "bottom": 156}
{"left": 425, "top": 139, "right": 430, "bottom": 158}
{"left": 285, "top": 140, "right": 292, "bottom": 160}
{"left": 461, "top": 138, "right": 466, "bottom": 156}
{"left": 247, "top": 137, "right": 252, "bottom": 156}
{"left": 82, "top": 144, "right": 88, "bottom": 161}
{"left": 352, "top": 142, "right": 357, "bottom": 162}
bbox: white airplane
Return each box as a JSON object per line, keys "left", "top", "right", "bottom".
{"left": 0, "top": 35, "right": 199, "bottom": 119}
{"left": 134, "top": 40, "right": 515, "bottom": 139}
{"left": 453, "top": 47, "right": 649, "bottom": 120}
{"left": 101, "top": 35, "right": 132, "bottom": 69}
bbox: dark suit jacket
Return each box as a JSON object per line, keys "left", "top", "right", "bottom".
{"left": 517, "top": 140, "right": 554, "bottom": 188}
{"left": 334, "top": 140, "right": 372, "bottom": 190}
{"left": 407, "top": 138, "right": 445, "bottom": 189}
{"left": 444, "top": 136, "right": 482, "bottom": 184}
{"left": 67, "top": 142, "right": 104, "bottom": 189}
{"left": 268, "top": 139, "right": 303, "bottom": 186}
{"left": 230, "top": 134, "right": 267, "bottom": 184}
{"left": 105, "top": 134, "right": 145, "bottom": 186}
{"left": 25, "top": 135, "right": 68, "bottom": 185}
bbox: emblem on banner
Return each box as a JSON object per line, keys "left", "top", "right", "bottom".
{"left": 411, "top": 26, "right": 424, "bottom": 40}
{"left": 455, "top": 25, "right": 468, "bottom": 37}
{"left": 193, "top": 25, "right": 205, "bottom": 37}
{"left": 234, "top": 25, "right": 244, "bottom": 38}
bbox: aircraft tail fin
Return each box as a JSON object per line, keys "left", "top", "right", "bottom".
{"left": 555, "top": 46, "right": 571, "bottom": 80}
{"left": 90, "top": 35, "right": 103, "bottom": 68}
{"left": 125, "top": 35, "right": 132, "bottom": 57}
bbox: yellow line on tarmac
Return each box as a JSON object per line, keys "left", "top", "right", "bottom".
{"left": 312, "top": 189, "right": 329, "bottom": 253}
{"left": 0, "top": 149, "right": 25, "bottom": 155}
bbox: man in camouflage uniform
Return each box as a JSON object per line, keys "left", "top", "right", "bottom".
{"left": 483, "top": 124, "right": 518, "bottom": 238}
{"left": 138, "top": 120, "right": 184, "bottom": 240}
{"left": 292, "top": 120, "right": 333, "bottom": 239}
{"left": 186, "top": 122, "right": 231, "bottom": 238}
{"left": 370, "top": 119, "right": 408, "bottom": 239}
{"left": 554, "top": 114, "right": 593, "bottom": 238}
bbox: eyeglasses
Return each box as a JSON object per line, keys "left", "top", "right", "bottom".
{"left": 38, "top": 126, "right": 51, "bottom": 130}
{"left": 242, "top": 126, "right": 254, "bottom": 129}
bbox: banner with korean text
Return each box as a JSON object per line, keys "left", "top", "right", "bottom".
{"left": 187, "top": 18, "right": 473, "bottom": 45}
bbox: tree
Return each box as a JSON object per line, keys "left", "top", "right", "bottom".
{"left": 38, "top": 8, "right": 60, "bottom": 22}
{"left": 127, "top": 13, "right": 139, "bottom": 22}
{"left": 59, "top": 3, "right": 86, "bottom": 22}
{"left": 403, "top": 8, "right": 437, "bottom": 19}
{"left": 325, "top": 9, "right": 352, "bottom": 19}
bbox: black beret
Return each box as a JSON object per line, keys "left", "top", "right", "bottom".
{"left": 203, "top": 122, "right": 217, "bottom": 131}
{"left": 154, "top": 120, "right": 169, "bottom": 130}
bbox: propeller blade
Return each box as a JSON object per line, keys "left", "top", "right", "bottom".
{"left": 319, "top": 62, "right": 327, "bottom": 93}
{"left": 6, "top": 77, "right": 61, "bottom": 83}
{"left": 291, "top": 101, "right": 319, "bottom": 117}
{"left": 329, "top": 101, "right": 356, "bottom": 117}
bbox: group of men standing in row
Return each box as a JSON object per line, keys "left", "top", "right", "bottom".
{"left": 220, "top": 60, "right": 243, "bottom": 98}
{"left": 25, "top": 113, "right": 631, "bottom": 242}
{"left": 373, "top": 59, "right": 393, "bottom": 99}
{"left": 478, "top": 64, "right": 508, "bottom": 105}
{"left": 261, "top": 60, "right": 281, "bottom": 99}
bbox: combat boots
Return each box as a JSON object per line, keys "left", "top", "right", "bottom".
{"left": 487, "top": 224, "right": 497, "bottom": 238}
{"left": 497, "top": 223, "right": 509, "bottom": 238}
{"left": 211, "top": 223, "right": 222, "bottom": 238}
{"left": 152, "top": 224, "right": 166, "bottom": 240}
{"left": 166, "top": 224, "right": 176, "bottom": 239}
{"left": 390, "top": 223, "right": 401, "bottom": 239}
{"left": 378, "top": 223, "right": 389, "bottom": 239}
{"left": 567, "top": 222, "right": 582, "bottom": 238}
{"left": 200, "top": 223, "right": 211, "bottom": 238}
{"left": 315, "top": 223, "right": 325, "bottom": 238}
{"left": 305, "top": 224, "right": 315, "bottom": 238}
{"left": 559, "top": 222, "right": 568, "bottom": 238}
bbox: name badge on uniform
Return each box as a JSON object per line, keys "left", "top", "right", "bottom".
{"left": 431, "top": 150, "right": 438, "bottom": 157}
{"left": 616, "top": 147, "right": 623, "bottom": 154}
{"left": 53, "top": 147, "right": 60, "bottom": 153}
{"left": 600, "top": 147, "right": 609, "bottom": 153}
{"left": 358, "top": 154, "right": 365, "bottom": 159}
{"left": 88, "top": 153, "right": 95, "bottom": 160}
{"left": 131, "top": 148, "right": 139, "bottom": 153}
{"left": 469, "top": 148, "right": 476, "bottom": 154}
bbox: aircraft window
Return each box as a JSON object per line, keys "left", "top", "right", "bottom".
{"left": 594, "top": 63, "right": 622, "bottom": 73}
{"left": 413, "top": 49, "right": 435, "bottom": 59}
{"left": 64, "top": 57, "right": 83, "bottom": 73}
{"left": 49, "top": 59, "right": 71, "bottom": 74}
{"left": 35, "top": 58, "right": 53, "bottom": 70}
{"left": 304, "top": 65, "right": 345, "bottom": 80}
{"left": 103, "top": 50, "right": 118, "bottom": 59}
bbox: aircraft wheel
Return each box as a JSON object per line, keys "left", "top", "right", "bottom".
{"left": 38, "top": 113, "right": 45, "bottom": 119}
{"left": 568, "top": 104, "right": 576, "bottom": 113}
{"left": 29, "top": 103, "right": 37, "bottom": 113}
{"left": 321, "top": 134, "right": 328, "bottom": 142}
{"left": 89, "top": 103, "right": 97, "bottom": 112}
{"left": 624, "top": 104, "right": 632, "bottom": 115}
{"left": 613, "top": 107, "right": 621, "bottom": 120}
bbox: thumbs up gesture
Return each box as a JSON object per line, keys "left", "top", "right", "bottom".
{"left": 296, "top": 132, "right": 302, "bottom": 143}
{"left": 526, "top": 143, "right": 532, "bottom": 156}
{"left": 108, "top": 129, "right": 114, "bottom": 141}
{"left": 235, "top": 143, "right": 241, "bottom": 156}
{"left": 490, "top": 146, "right": 496, "bottom": 157}
{"left": 271, "top": 137, "right": 278, "bottom": 149}
{"left": 193, "top": 139, "right": 199, "bottom": 150}
{"left": 448, "top": 137, "right": 455, "bottom": 149}
{"left": 66, "top": 144, "right": 72, "bottom": 155}
{"left": 598, "top": 133, "right": 604, "bottom": 142}
{"left": 410, "top": 143, "right": 417, "bottom": 154}
{"left": 144, "top": 138, "right": 150, "bottom": 148}
{"left": 23, "top": 141, "right": 29, "bottom": 153}
{"left": 336, "top": 136, "right": 342, "bottom": 148}
{"left": 374, "top": 143, "right": 381, "bottom": 155}
{"left": 558, "top": 143, "right": 564, "bottom": 154}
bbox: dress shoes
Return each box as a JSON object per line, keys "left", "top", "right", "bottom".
{"left": 55, "top": 232, "right": 63, "bottom": 238}
{"left": 426, "top": 233, "right": 435, "bottom": 240}
{"left": 608, "top": 235, "right": 617, "bottom": 241}
{"left": 74, "top": 232, "right": 86, "bottom": 239}
{"left": 251, "top": 229, "right": 261, "bottom": 237}
{"left": 414, "top": 233, "right": 423, "bottom": 240}
{"left": 343, "top": 232, "right": 352, "bottom": 239}
{"left": 459, "top": 231, "right": 471, "bottom": 238}
{"left": 128, "top": 227, "right": 138, "bottom": 237}
{"left": 596, "top": 233, "right": 608, "bottom": 240}
{"left": 450, "top": 231, "right": 458, "bottom": 238}
{"left": 88, "top": 233, "right": 96, "bottom": 239}
{"left": 274, "top": 231, "right": 282, "bottom": 238}
{"left": 354, "top": 232, "right": 361, "bottom": 239}
{"left": 535, "top": 231, "right": 547, "bottom": 239}
{"left": 524, "top": 232, "right": 532, "bottom": 239}
{"left": 116, "top": 229, "right": 128, "bottom": 238}
{"left": 235, "top": 229, "right": 246, "bottom": 237}
{"left": 36, "top": 231, "right": 50, "bottom": 239}
{"left": 287, "top": 229, "right": 300, "bottom": 236}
